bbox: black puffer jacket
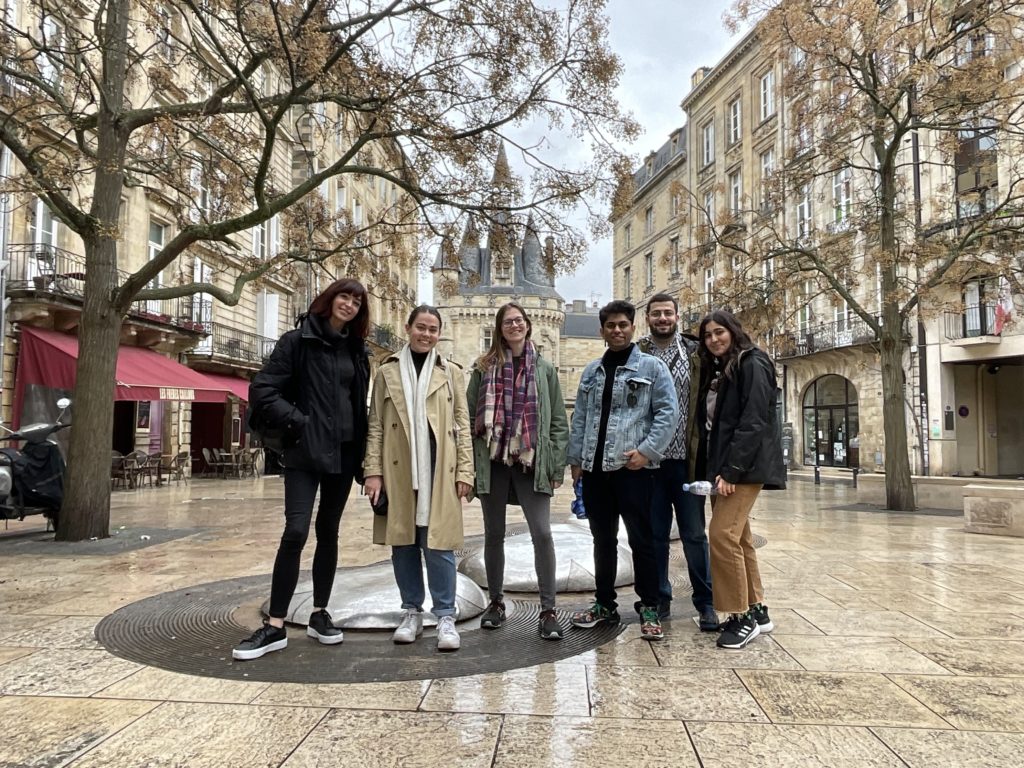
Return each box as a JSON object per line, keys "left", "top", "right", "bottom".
{"left": 249, "top": 313, "right": 369, "bottom": 477}
{"left": 697, "top": 347, "right": 786, "bottom": 489}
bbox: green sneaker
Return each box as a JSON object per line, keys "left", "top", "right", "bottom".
{"left": 639, "top": 606, "right": 664, "bottom": 641}
{"left": 571, "top": 602, "right": 621, "bottom": 628}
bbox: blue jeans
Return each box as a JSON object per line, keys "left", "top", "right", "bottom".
{"left": 651, "top": 459, "right": 713, "bottom": 611}
{"left": 391, "top": 526, "right": 457, "bottom": 618}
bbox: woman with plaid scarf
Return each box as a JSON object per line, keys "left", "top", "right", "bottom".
{"left": 466, "top": 302, "right": 569, "bottom": 640}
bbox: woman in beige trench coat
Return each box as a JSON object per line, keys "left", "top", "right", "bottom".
{"left": 364, "top": 305, "right": 474, "bottom": 651}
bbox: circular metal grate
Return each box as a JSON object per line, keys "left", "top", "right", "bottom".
{"left": 95, "top": 576, "right": 625, "bottom": 684}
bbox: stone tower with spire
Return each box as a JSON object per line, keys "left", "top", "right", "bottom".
{"left": 431, "top": 146, "right": 565, "bottom": 370}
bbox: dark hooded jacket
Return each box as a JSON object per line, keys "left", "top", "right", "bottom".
{"left": 697, "top": 347, "right": 786, "bottom": 489}
{"left": 249, "top": 313, "right": 369, "bottom": 477}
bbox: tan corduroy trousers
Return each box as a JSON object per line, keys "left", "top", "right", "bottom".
{"left": 709, "top": 483, "right": 765, "bottom": 614}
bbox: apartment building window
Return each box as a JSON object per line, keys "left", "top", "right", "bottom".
{"left": 37, "top": 15, "right": 63, "bottom": 85}
{"left": 256, "top": 290, "right": 280, "bottom": 339}
{"left": 798, "top": 280, "right": 812, "bottom": 334}
{"left": 763, "top": 256, "right": 775, "bottom": 293}
{"left": 669, "top": 236, "right": 680, "bottom": 276}
{"left": 759, "top": 70, "right": 775, "bottom": 122}
{"left": 482, "top": 327, "right": 493, "bottom": 353}
{"left": 794, "top": 103, "right": 812, "bottom": 154}
{"left": 623, "top": 265, "right": 632, "bottom": 299}
{"left": 147, "top": 221, "right": 166, "bottom": 312}
{"left": 796, "top": 184, "right": 812, "bottom": 239}
{"left": 728, "top": 170, "right": 742, "bottom": 215}
{"left": 701, "top": 120, "right": 715, "bottom": 167}
{"left": 703, "top": 188, "right": 716, "bottom": 229}
{"left": 670, "top": 191, "right": 681, "bottom": 218}
{"left": 832, "top": 167, "right": 852, "bottom": 228}
{"left": 156, "top": 5, "right": 174, "bottom": 62}
{"left": 728, "top": 97, "right": 742, "bottom": 145}
{"left": 251, "top": 219, "right": 268, "bottom": 260}
{"left": 704, "top": 267, "right": 715, "bottom": 309}
{"left": 956, "top": 124, "right": 998, "bottom": 218}
{"left": 336, "top": 180, "right": 347, "bottom": 211}
{"left": 644, "top": 205, "right": 654, "bottom": 237}
{"left": 759, "top": 147, "right": 775, "bottom": 210}
{"left": 624, "top": 223, "right": 632, "bottom": 250}
{"left": 644, "top": 252, "right": 654, "bottom": 288}
{"left": 352, "top": 198, "right": 363, "bottom": 226}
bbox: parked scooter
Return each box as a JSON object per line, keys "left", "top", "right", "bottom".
{"left": 0, "top": 397, "right": 72, "bottom": 531}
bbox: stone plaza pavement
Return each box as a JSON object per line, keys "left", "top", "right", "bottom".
{"left": 1, "top": 476, "right": 1023, "bottom": 767}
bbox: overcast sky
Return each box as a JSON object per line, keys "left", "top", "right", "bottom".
{"left": 417, "top": 0, "right": 739, "bottom": 306}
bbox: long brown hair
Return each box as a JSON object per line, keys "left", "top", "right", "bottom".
{"left": 698, "top": 308, "right": 755, "bottom": 380}
{"left": 307, "top": 278, "right": 370, "bottom": 338}
{"left": 475, "top": 301, "right": 532, "bottom": 371}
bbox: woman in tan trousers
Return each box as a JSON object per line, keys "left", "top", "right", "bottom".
{"left": 696, "top": 309, "right": 786, "bottom": 649}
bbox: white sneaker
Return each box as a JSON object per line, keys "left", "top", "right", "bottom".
{"left": 392, "top": 610, "right": 423, "bottom": 644}
{"left": 436, "top": 615, "right": 460, "bottom": 651}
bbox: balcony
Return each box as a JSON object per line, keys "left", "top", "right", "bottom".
{"left": 777, "top": 314, "right": 882, "bottom": 359}
{"left": 4, "top": 244, "right": 212, "bottom": 347}
{"left": 944, "top": 303, "right": 1000, "bottom": 342}
{"left": 369, "top": 323, "right": 399, "bottom": 353}
{"left": 185, "top": 322, "right": 277, "bottom": 368}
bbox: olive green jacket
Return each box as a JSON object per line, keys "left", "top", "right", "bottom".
{"left": 466, "top": 354, "right": 569, "bottom": 498}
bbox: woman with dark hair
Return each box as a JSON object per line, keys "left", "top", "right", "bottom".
{"left": 466, "top": 302, "right": 569, "bottom": 640}
{"left": 363, "top": 305, "right": 474, "bottom": 651}
{"left": 696, "top": 308, "right": 785, "bottom": 649}
{"left": 233, "top": 278, "right": 371, "bottom": 660}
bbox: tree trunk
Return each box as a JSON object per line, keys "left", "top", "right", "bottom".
{"left": 55, "top": 0, "right": 130, "bottom": 541}
{"left": 879, "top": 322, "right": 915, "bottom": 510}
{"left": 57, "top": 242, "right": 122, "bottom": 540}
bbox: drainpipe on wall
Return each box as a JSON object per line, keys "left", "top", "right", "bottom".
{"left": 0, "top": 147, "right": 11, "bottom": 428}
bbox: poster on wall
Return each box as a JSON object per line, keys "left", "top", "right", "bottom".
{"left": 136, "top": 401, "right": 151, "bottom": 429}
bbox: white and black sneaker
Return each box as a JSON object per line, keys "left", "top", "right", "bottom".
{"left": 749, "top": 603, "right": 774, "bottom": 634}
{"left": 306, "top": 609, "right": 344, "bottom": 645}
{"left": 232, "top": 623, "right": 287, "bottom": 660}
{"left": 716, "top": 612, "right": 761, "bottom": 649}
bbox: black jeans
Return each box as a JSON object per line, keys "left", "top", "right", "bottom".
{"left": 651, "top": 458, "right": 712, "bottom": 611}
{"left": 267, "top": 462, "right": 356, "bottom": 618}
{"left": 580, "top": 467, "right": 660, "bottom": 610}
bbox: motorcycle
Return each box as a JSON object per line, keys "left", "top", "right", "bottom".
{"left": 0, "top": 397, "right": 72, "bottom": 531}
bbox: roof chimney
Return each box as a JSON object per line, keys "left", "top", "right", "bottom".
{"left": 691, "top": 66, "right": 712, "bottom": 87}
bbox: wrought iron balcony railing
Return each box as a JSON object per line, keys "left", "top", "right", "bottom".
{"left": 776, "top": 314, "right": 881, "bottom": 359}
{"left": 370, "top": 323, "right": 399, "bottom": 351}
{"left": 186, "top": 322, "right": 277, "bottom": 364}
{"left": 4, "top": 243, "right": 211, "bottom": 334}
{"left": 944, "top": 303, "right": 998, "bottom": 340}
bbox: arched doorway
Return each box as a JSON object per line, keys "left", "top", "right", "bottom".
{"left": 802, "top": 375, "right": 859, "bottom": 467}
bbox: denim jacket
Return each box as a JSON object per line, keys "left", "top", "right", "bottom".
{"left": 566, "top": 345, "right": 679, "bottom": 472}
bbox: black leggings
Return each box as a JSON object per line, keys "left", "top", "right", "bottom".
{"left": 267, "top": 465, "right": 356, "bottom": 618}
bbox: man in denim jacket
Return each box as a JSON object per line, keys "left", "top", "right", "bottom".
{"left": 567, "top": 300, "right": 678, "bottom": 641}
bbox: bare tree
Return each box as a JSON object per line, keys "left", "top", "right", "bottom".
{"left": 688, "top": 0, "right": 1024, "bottom": 510}
{"left": 0, "top": 0, "right": 636, "bottom": 540}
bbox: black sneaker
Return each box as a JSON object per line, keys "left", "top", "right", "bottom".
{"left": 750, "top": 603, "right": 774, "bottom": 633}
{"left": 306, "top": 609, "right": 344, "bottom": 645}
{"left": 232, "top": 623, "right": 287, "bottom": 660}
{"left": 480, "top": 599, "right": 506, "bottom": 629}
{"left": 698, "top": 606, "right": 721, "bottom": 632}
{"left": 539, "top": 609, "right": 563, "bottom": 640}
{"left": 717, "top": 612, "right": 761, "bottom": 649}
{"left": 571, "top": 602, "right": 621, "bottom": 628}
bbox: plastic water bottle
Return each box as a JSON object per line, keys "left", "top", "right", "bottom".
{"left": 682, "top": 481, "right": 716, "bottom": 496}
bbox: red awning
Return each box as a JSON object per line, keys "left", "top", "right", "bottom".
{"left": 200, "top": 372, "right": 251, "bottom": 402}
{"left": 14, "top": 327, "right": 232, "bottom": 416}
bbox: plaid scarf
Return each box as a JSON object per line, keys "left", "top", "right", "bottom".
{"left": 474, "top": 340, "right": 539, "bottom": 468}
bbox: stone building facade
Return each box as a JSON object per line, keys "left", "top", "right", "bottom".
{"left": 0, "top": 0, "right": 417, "bottom": 469}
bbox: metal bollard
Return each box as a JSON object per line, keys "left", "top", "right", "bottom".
{"left": 814, "top": 465, "right": 821, "bottom": 485}
{"left": 852, "top": 467, "right": 859, "bottom": 488}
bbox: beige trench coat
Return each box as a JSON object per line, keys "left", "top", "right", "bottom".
{"left": 363, "top": 353, "right": 474, "bottom": 550}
